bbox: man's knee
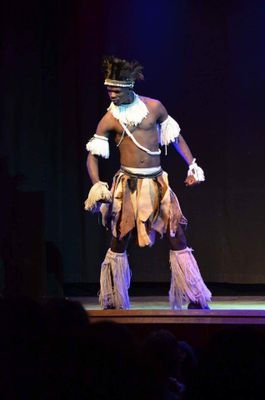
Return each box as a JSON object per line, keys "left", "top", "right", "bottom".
{"left": 110, "top": 234, "right": 130, "bottom": 253}
{"left": 168, "top": 224, "right": 187, "bottom": 251}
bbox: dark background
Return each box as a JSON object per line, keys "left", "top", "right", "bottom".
{"left": 1, "top": 0, "right": 264, "bottom": 297}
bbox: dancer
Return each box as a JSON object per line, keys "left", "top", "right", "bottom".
{"left": 85, "top": 56, "right": 211, "bottom": 310}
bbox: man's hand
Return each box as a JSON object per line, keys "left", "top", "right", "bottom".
{"left": 185, "top": 159, "right": 205, "bottom": 186}
{"left": 184, "top": 175, "right": 200, "bottom": 187}
{"left": 84, "top": 181, "right": 112, "bottom": 212}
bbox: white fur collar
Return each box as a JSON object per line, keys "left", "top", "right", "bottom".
{"left": 107, "top": 92, "right": 149, "bottom": 126}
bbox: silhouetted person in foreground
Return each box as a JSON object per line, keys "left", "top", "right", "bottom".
{"left": 139, "top": 329, "right": 188, "bottom": 400}
{"left": 86, "top": 320, "right": 141, "bottom": 400}
{"left": 185, "top": 327, "right": 265, "bottom": 400}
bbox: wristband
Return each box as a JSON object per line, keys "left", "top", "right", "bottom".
{"left": 187, "top": 159, "right": 205, "bottom": 182}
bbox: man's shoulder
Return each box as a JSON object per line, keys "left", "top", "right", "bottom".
{"left": 99, "top": 110, "right": 117, "bottom": 123}
{"left": 97, "top": 110, "right": 120, "bottom": 132}
{"left": 139, "top": 95, "right": 162, "bottom": 110}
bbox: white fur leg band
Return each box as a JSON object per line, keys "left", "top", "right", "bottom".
{"left": 84, "top": 181, "right": 112, "bottom": 212}
{"left": 187, "top": 158, "right": 205, "bottom": 182}
{"left": 86, "top": 134, "right": 110, "bottom": 159}
{"left": 99, "top": 249, "right": 131, "bottom": 309}
{"left": 169, "top": 247, "right": 211, "bottom": 309}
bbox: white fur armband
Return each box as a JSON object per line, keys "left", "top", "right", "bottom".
{"left": 187, "top": 159, "right": 205, "bottom": 182}
{"left": 86, "top": 134, "right": 109, "bottom": 159}
{"left": 84, "top": 181, "right": 112, "bottom": 213}
{"left": 159, "top": 115, "right": 181, "bottom": 146}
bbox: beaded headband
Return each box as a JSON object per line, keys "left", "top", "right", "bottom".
{"left": 104, "top": 78, "right": 135, "bottom": 88}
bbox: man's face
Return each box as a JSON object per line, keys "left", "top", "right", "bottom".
{"left": 106, "top": 86, "right": 132, "bottom": 106}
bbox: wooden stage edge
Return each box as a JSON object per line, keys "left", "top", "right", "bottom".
{"left": 86, "top": 309, "right": 265, "bottom": 325}
{"left": 80, "top": 299, "right": 265, "bottom": 347}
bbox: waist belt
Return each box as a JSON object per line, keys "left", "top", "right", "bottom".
{"left": 120, "top": 166, "right": 163, "bottom": 179}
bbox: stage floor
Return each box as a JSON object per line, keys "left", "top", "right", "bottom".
{"left": 68, "top": 295, "right": 265, "bottom": 325}
{"left": 71, "top": 295, "right": 265, "bottom": 311}
{"left": 69, "top": 296, "right": 265, "bottom": 347}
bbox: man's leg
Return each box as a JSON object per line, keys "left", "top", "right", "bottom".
{"left": 167, "top": 225, "right": 211, "bottom": 310}
{"left": 99, "top": 235, "right": 131, "bottom": 310}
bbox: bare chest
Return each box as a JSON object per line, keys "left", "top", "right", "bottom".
{"left": 114, "top": 112, "right": 158, "bottom": 142}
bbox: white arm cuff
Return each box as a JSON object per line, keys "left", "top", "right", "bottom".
{"left": 86, "top": 134, "right": 109, "bottom": 159}
{"left": 187, "top": 159, "right": 205, "bottom": 182}
{"left": 159, "top": 115, "right": 180, "bottom": 146}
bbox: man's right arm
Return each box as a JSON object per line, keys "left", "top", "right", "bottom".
{"left": 86, "top": 153, "right": 100, "bottom": 184}
{"left": 84, "top": 113, "right": 114, "bottom": 212}
{"left": 86, "top": 113, "right": 113, "bottom": 184}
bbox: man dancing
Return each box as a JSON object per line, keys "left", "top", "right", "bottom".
{"left": 85, "top": 56, "right": 211, "bottom": 310}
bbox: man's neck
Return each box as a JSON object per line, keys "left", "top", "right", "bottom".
{"left": 123, "top": 91, "right": 135, "bottom": 105}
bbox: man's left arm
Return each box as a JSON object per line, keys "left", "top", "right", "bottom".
{"left": 173, "top": 134, "right": 205, "bottom": 186}
{"left": 156, "top": 103, "right": 205, "bottom": 186}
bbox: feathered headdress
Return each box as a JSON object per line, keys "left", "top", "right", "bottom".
{"left": 102, "top": 56, "right": 144, "bottom": 88}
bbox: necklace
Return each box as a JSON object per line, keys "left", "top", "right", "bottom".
{"left": 107, "top": 92, "right": 149, "bottom": 126}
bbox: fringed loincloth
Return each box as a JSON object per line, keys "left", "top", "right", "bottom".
{"left": 100, "top": 167, "right": 187, "bottom": 247}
